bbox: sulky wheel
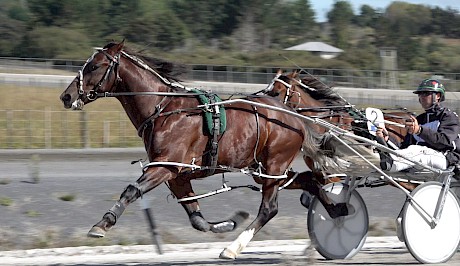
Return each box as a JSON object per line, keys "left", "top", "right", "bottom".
{"left": 450, "top": 181, "right": 460, "bottom": 200}
{"left": 307, "top": 182, "right": 368, "bottom": 260}
{"left": 402, "top": 181, "right": 460, "bottom": 264}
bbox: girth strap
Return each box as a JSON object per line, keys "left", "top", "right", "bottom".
{"left": 205, "top": 96, "right": 221, "bottom": 176}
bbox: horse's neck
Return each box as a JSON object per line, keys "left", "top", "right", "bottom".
{"left": 117, "top": 66, "right": 171, "bottom": 131}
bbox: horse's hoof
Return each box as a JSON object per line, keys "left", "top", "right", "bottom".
{"left": 87, "top": 226, "right": 106, "bottom": 238}
{"left": 327, "top": 203, "right": 355, "bottom": 219}
{"left": 233, "top": 211, "right": 250, "bottom": 224}
{"left": 219, "top": 249, "right": 236, "bottom": 260}
{"left": 189, "top": 212, "right": 211, "bottom": 232}
{"left": 210, "top": 211, "right": 250, "bottom": 233}
{"left": 300, "top": 192, "right": 311, "bottom": 209}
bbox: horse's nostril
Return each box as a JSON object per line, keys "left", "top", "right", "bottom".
{"left": 62, "top": 94, "right": 71, "bottom": 102}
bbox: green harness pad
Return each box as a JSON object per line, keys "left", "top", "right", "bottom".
{"left": 191, "top": 89, "right": 226, "bottom": 135}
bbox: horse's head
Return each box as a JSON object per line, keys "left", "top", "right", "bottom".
{"left": 60, "top": 41, "right": 124, "bottom": 110}
{"left": 264, "top": 70, "right": 305, "bottom": 107}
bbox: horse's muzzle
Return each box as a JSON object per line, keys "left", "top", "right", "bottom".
{"left": 60, "top": 93, "right": 84, "bottom": 110}
{"left": 71, "top": 99, "right": 85, "bottom": 110}
{"left": 60, "top": 93, "right": 72, "bottom": 109}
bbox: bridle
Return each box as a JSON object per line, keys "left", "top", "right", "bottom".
{"left": 271, "top": 74, "right": 359, "bottom": 129}
{"left": 270, "top": 74, "right": 305, "bottom": 107}
{"left": 77, "top": 49, "right": 121, "bottom": 102}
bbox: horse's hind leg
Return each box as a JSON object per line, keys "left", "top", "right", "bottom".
{"left": 292, "top": 170, "right": 353, "bottom": 218}
{"left": 168, "top": 177, "right": 249, "bottom": 233}
{"left": 87, "top": 166, "right": 175, "bottom": 238}
{"left": 220, "top": 179, "right": 281, "bottom": 259}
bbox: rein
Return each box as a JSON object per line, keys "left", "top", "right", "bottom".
{"left": 296, "top": 105, "right": 354, "bottom": 112}
{"left": 78, "top": 48, "right": 218, "bottom": 137}
{"left": 94, "top": 91, "right": 208, "bottom": 98}
{"left": 85, "top": 49, "right": 209, "bottom": 99}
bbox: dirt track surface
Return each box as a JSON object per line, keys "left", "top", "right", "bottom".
{"left": 3, "top": 237, "right": 460, "bottom": 266}
{"left": 0, "top": 237, "right": 460, "bottom": 266}
{"left": 0, "top": 148, "right": 408, "bottom": 250}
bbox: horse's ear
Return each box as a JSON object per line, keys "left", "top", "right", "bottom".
{"left": 289, "top": 69, "right": 299, "bottom": 79}
{"left": 293, "top": 69, "right": 301, "bottom": 78}
{"left": 111, "top": 39, "right": 125, "bottom": 53}
{"left": 117, "top": 39, "right": 125, "bottom": 51}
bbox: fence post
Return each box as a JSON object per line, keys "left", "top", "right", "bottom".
{"left": 7, "top": 110, "right": 13, "bottom": 148}
{"left": 61, "top": 111, "right": 68, "bottom": 148}
{"left": 103, "top": 121, "right": 110, "bottom": 147}
{"left": 80, "top": 111, "right": 90, "bottom": 148}
{"left": 45, "top": 107, "right": 51, "bottom": 148}
{"left": 27, "top": 110, "right": 32, "bottom": 148}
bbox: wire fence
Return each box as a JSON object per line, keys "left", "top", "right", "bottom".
{"left": 1, "top": 57, "right": 460, "bottom": 90}
{"left": 3, "top": 91, "right": 460, "bottom": 149}
{"left": 0, "top": 109, "right": 142, "bottom": 149}
{"left": 2, "top": 56, "right": 460, "bottom": 149}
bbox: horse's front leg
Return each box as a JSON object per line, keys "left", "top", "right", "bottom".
{"left": 87, "top": 166, "right": 175, "bottom": 238}
{"left": 168, "top": 176, "right": 249, "bottom": 233}
{"left": 220, "top": 179, "right": 280, "bottom": 259}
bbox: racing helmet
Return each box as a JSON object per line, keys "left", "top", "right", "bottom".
{"left": 413, "top": 79, "right": 445, "bottom": 101}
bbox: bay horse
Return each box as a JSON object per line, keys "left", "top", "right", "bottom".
{"left": 266, "top": 70, "right": 418, "bottom": 189}
{"left": 267, "top": 70, "right": 413, "bottom": 152}
{"left": 59, "top": 41, "right": 349, "bottom": 259}
{"left": 264, "top": 70, "right": 360, "bottom": 181}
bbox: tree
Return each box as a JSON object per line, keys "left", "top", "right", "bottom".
{"left": 0, "top": 13, "right": 26, "bottom": 56}
{"left": 385, "top": 2, "right": 431, "bottom": 37}
{"left": 327, "top": 1, "right": 354, "bottom": 49}
{"left": 428, "top": 7, "right": 460, "bottom": 38}
{"left": 169, "top": 0, "right": 243, "bottom": 41}
{"left": 272, "top": 0, "right": 318, "bottom": 47}
{"left": 230, "top": 0, "right": 277, "bottom": 51}
{"left": 17, "top": 26, "right": 92, "bottom": 59}
{"left": 340, "top": 39, "right": 379, "bottom": 69}
{"left": 397, "top": 36, "right": 426, "bottom": 70}
{"left": 354, "top": 4, "right": 381, "bottom": 28}
{"left": 124, "top": 9, "right": 189, "bottom": 51}
{"left": 26, "top": 0, "right": 75, "bottom": 27}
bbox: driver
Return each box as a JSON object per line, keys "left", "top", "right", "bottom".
{"left": 376, "top": 79, "right": 460, "bottom": 172}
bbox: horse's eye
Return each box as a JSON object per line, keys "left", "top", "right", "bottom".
{"left": 91, "top": 65, "right": 99, "bottom": 71}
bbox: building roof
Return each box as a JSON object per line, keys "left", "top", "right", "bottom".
{"left": 285, "top": 42, "right": 343, "bottom": 53}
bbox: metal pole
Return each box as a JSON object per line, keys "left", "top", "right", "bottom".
{"left": 139, "top": 197, "right": 163, "bottom": 254}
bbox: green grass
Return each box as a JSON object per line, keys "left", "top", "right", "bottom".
{"left": 0, "top": 197, "right": 13, "bottom": 206}
{"left": 0, "top": 85, "right": 142, "bottom": 148}
{"left": 0, "top": 178, "right": 11, "bottom": 185}
{"left": 58, "top": 194, "right": 76, "bottom": 201}
{"left": 24, "top": 210, "right": 41, "bottom": 217}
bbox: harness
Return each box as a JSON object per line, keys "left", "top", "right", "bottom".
{"left": 76, "top": 48, "right": 228, "bottom": 176}
{"left": 191, "top": 89, "right": 226, "bottom": 175}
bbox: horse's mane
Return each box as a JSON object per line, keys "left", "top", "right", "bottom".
{"left": 103, "top": 42, "right": 187, "bottom": 82}
{"left": 298, "top": 76, "right": 347, "bottom": 106}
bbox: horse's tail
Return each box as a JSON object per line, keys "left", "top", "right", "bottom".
{"left": 301, "top": 125, "right": 348, "bottom": 172}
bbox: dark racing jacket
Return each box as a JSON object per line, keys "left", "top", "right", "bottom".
{"left": 400, "top": 103, "right": 460, "bottom": 165}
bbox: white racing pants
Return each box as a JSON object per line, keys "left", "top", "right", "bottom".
{"left": 389, "top": 145, "right": 448, "bottom": 172}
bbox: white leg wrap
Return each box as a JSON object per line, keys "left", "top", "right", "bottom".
{"left": 221, "top": 228, "right": 255, "bottom": 259}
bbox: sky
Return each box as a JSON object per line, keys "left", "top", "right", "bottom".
{"left": 311, "top": 0, "right": 460, "bottom": 22}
